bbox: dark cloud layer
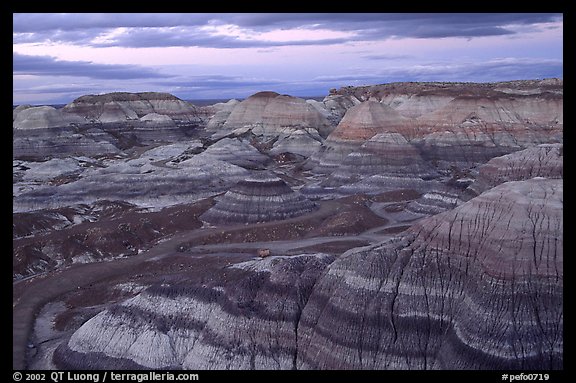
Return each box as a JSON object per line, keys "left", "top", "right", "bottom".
{"left": 90, "top": 28, "right": 347, "bottom": 49}
{"left": 13, "top": 13, "right": 562, "bottom": 48}
{"left": 12, "top": 13, "right": 563, "bottom": 104}
{"left": 13, "top": 53, "right": 172, "bottom": 80}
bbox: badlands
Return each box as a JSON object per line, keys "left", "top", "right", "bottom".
{"left": 13, "top": 79, "right": 562, "bottom": 370}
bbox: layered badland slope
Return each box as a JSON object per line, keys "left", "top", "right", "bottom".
{"left": 13, "top": 79, "right": 563, "bottom": 370}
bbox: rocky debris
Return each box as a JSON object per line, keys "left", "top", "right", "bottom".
{"left": 138, "top": 142, "right": 203, "bottom": 163}
{"left": 54, "top": 253, "right": 336, "bottom": 370}
{"left": 13, "top": 199, "right": 213, "bottom": 279}
{"left": 205, "top": 99, "right": 240, "bottom": 131}
{"left": 13, "top": 145, "right": 249, "bottom": 212}
{"left": 200, "top": 171, "right": 318, "bottom": 225}
{"left": 13, "top": 200, "right": 138, "bottom": 240}
{"left": 306, "top": 94, "right": 361, "bottom": 126}
{"left": 468, "top": 144, "right": 563, "bottom": 196}
{"left": 17, "top": 158, "right": 84, "bottom": 183}
{"left": 14, "top": 156, "right": 119, "bottom": 192}
{"left": 298, "top": 178, "right": 562, "bottom": 369}
{"left": 257, "top": 248, "right": 271, "bottom": 258}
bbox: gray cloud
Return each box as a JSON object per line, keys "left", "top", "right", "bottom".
{"left": 91, "top": 27, "right": 347, "bottom": 49}
{"left": 13, "top": 13, "right": 563, "bottom": 48}
{"left": 12, "top": 13, "right": 211, "bottom": 32}
{"left": 151, "top": 75, "right": 283, "bottom": 90}
{"left": 12, "top": 14, "right": 563, "bottom": 105}
{"left": 13, "top": 13, "right": 561, "bottom": 32}
{"left": 13, "top": 56, "right": 563, "bottom": 105}
{"left": 362, "top": 54, "right": 413, "bottom": 60}
{"left": 13, "top": 53, "right": 173, "bottom": 80}
{"left": 13, "top": 85, "right": 98, "bottom": 94}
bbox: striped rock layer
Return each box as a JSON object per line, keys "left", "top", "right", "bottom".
{"left": 200, "top": 173, "right": 318, "bottom": 225}
{"left": 403, "top": 184, "right": 463, "bottom": 217}
{"left": 54, "top": 254, "right": 336, "bottom": 370}
{"left": 310, "top": 101, "right": 414, "bottom": 174}
{"left": 13, "top": 93, "right": 202, "bottom": 160}
{"left": 298, "top": 178, "right": 562, "bottom": 369}
{"left": 12, "top": 106, "right": 120, "bottom": 159}
{"left": 14, "top": 153, "right": 249, "bottom": 212}
{"left": 468, "top": 144, "right": 563, "bottom": 196}
{"left": 54, "top": 179, "right": 562, "bottom": 370}
{"left": 412, "top": 96, "right": 563, "bottom": 167}
{"left": 62, "top": 92, "right": 199, "bottom": 123}
{"left": 321, "top": 133, "right": 438, "bottom": 194}
{"left": 311, "top": 80, "right": 562, "bottom": 173}
{"left": 220, "top": 91, "right": 334, "bottom": 138}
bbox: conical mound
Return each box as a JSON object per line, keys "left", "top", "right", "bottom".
{"left": 330, "top": 100, "right": 413, "bottom": 141}
{"left": 221, "top": 91, "right": 333, "bottom": 137}
{"left": 309, "top": 101, "right": 415, "bottom": 173}
{"left": 201, "top": 172, "right": 317, "bottom": 225}
{"left": 328, "top": 133, "right": 439, "bottom": 193}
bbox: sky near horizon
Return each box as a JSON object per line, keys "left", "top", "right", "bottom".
{"left": 13, "top": 13, "right": 563, "bottom": 105}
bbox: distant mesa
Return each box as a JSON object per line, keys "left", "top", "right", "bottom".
{"left": 70, "top": 91, "right": 182, "bottom": 103}
{"left": 251, "top": 91, "right": 283, "bottom": 98}
{"left": 318, "top": 79, "right": 563, "bottom": 169}
{"left": 62, "top": 91, "right": 199, "bottom": 123}
{"left": 200, "top": 171, "right": 318, "bottom": 225}
{"left": 331, "top": 78, "right": 563, "bottom": 103}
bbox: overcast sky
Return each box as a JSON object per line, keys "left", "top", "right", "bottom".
{"left": 13, "top": 13, "right": 563, "bottom": 105}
